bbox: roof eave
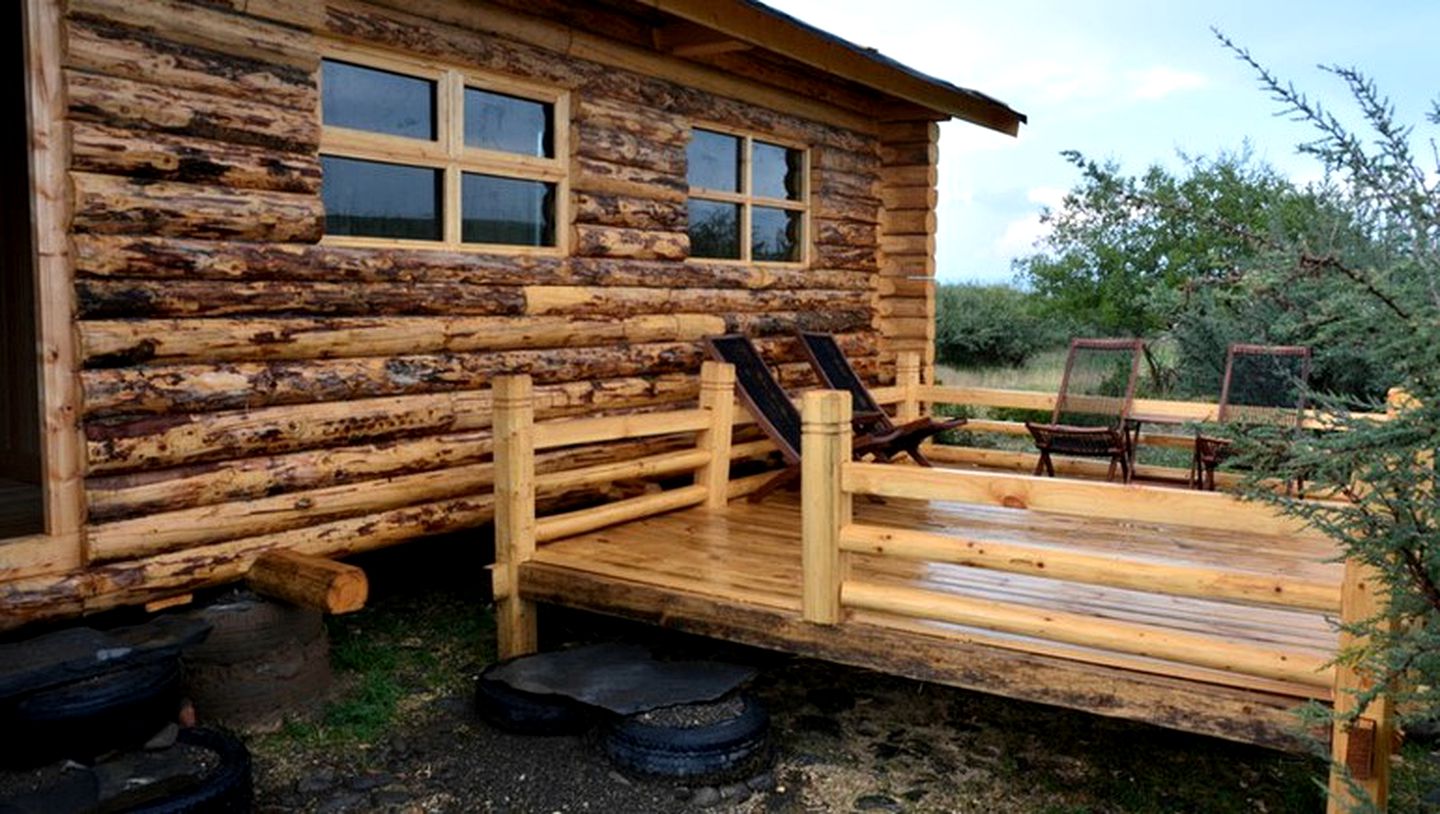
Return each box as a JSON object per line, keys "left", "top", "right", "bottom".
{"left": 644, "top": 0, "right": 1026, "bottom": 136}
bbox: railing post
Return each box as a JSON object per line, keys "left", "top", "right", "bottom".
{"left": 696, "top": 361, "right": 736, "bottom": 509}
{"left": 1327, "top": 387, "right": 1410, "bottom": 812}
{"left": 492, "top": 374, "right": 538, "bottom": 659}
{"left": 801, "top": 390, "right": 851, "bottom": 624}
{"left": 897, "top": 350, "right": 922, "bottom": 424}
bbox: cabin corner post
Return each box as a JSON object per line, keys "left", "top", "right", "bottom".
{"left": 696, "top": 361, "right": 737, "bottom": 509}
{"left": 897, "top": 351, "right": 922, "bottom": 423}
{"left": 801, "top": 390, "right": 851, "bottom": 624}
{"left": 492, "top": 374, "right": 538, "bottom": 659}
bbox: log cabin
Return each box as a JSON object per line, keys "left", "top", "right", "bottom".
{"left": 2, "top": 0, "right": 1396, "bottom": 810}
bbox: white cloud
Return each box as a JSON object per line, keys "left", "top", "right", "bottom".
{"left": 1126, "top": 66, "right": 1209, "bottom": 101}
{"left": 995, "top": 213, "right": 1051, "bottom": 255}
{"left": 1026, "top": 186, "right": 1068, "bottom": 209}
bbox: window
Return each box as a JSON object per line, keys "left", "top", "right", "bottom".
{"left": 319, "top": 45, "right": 567, "bottom": 252}
{"left": 686, "top": 127, "right": 807, "bottom": 264}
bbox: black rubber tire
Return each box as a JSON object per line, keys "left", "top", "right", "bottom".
{"left": 601, "top": 694, "right": 770, "bottom": 781}
{"left": 124, "top": 727, "right": 253, "bottom": 814}
{"left": 184, "top": 593, "right": 323, "bottom": 667}
{"left": 0, "top": 659, "right": 181, "bottom": 768}
{"left": 475, "top": 664, "right": 592, "bottom": 736}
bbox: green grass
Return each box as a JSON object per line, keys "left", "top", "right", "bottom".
{"left": 264, "top": 588, "right": 493, "bottom": 749}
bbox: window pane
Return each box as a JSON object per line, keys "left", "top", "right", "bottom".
{"left": 753, "top": 141, "right": 804, "bottom": 201}
{"left": 688, "top": 199, "right": 741, "bottom": 259}
{"left": 752, "top": 206, "right": 802, "bottom": 262}
{"left": 462, "top": 173, "right": 555, "bottom": 246}
{"left": 687, "top": 129, "right": 741, "bottom": 192}
{"left": 322, "top": 60, "right": 436, "bottom": 141}
{"left": 464, "top": 88, "right": 552, "bottom": 157}
{"left": 322, "top": 156, "right": 442, "bottom": 240}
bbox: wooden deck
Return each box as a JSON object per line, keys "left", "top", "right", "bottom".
{"left": 519, "top": 488, "right": 1340, "bottom": 750}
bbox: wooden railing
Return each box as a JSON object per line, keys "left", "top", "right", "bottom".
{"left": 490, "top": 361, "right": 737, "bottom": 658}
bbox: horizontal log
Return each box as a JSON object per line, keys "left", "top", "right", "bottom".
{"left": 842, "top": 462, "right": 1325, "bottom": 539}
{"left": 81, "top": 314, "right": 727, "bottom": 366}
{"left": 68, "top": 0, "right": 319, "bottom": 71}
{"left": 534, "top": 448, "right": 711, "bottom": 494}
{"left": 72, "top": 236, "right": 873, "bottom": 290}
{"left": 812, "top": 244, "right": 879, "bottom": 272}
{"left": 815, "top": 169, "right": 880, "bottom": 201}
{"left": 76, "top": 278, "right": 527, "bottom": 318}
{"left": 841, "top": 580, "right": 1332, "bottom": 687}
{"left": 880, "top": 234, "right": 935, "bottom": 256}
{"left": 67, "top": 70, "right": 318, "bottom": 154}
{"left": 879, "top": 141, "right": 938, "bottom": 166}
{"left": 87, "top": 431, "right": 691, "bottom": 523}
{"left": 85, "top": 375, "right": 697, "bottom": 473}
{"left": 840, "top": 523, "right": 1339, "bottom": 612}
{"left": 70, "top": 172, "right": 323, "bottom": 241}
{"left": 0, "top": 492, "right": 497, "bottom": 630}
{"left": 70, "top": 122, "right": 320, "bottom": 194}
{"left": 574, "top": 124, "right": 684, "bottom": 175}
{"left": 878, "top": 298, "right": 929, "bottom": 319}
{"left": 572, "top": 155, "right": 687, "bottom": 201}
{"left": 877, "top": 277, "right": 931, "bottom": 298}
{"left": 814, "top": 145, "right": 881, "bottom": 175}
{"left": 724, "top": 309, "right": 875, "bottom": 337}
{"left": 880, "top": 185, "right": 937, "bottom": 210}
{"left": 533, "top": 409, "right": 711, "bottom": 451}
{"left": 573, "top": 192, "right": 685, "bottom": 231}
{"left": 572, "top": 224, "right": 688, "bottom": 261}
{"left": 246, "top": 550, "right": 368, "bottom": 614}
{"left": 814, "top": 218, "right": 877, "bottom": 248}
{"left": 574, "top": 97, "right": 687, "bottom": 146}
{"left": 813, "top": 192, "right": 880, "bottom": 224}
{"left": 535, "top": 484, "right": 707, "bottom": 543}
{"left": 881, "top": 165, "right": 937, "bottom": 187}
{"left": 881, "top": 209, "right": 936, "bottom": 236}
{"left": 81, "top": 342, "right": 704, "bottom": 416}
{"left": 878, "top": 121, "right": 939, "bottom": 143}
{"left": 65, "top": 16, "right": 316, "bottom": 111}
{"left": 523, "top": 285, "right": 871, "bottom": 317}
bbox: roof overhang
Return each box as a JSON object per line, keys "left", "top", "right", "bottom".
{"left": 642, "top": 0, "right": 1026, "bottom": 136}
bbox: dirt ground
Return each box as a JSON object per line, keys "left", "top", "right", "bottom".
{"left": 242, "top": 540, "right": 1436, "bottom": 814}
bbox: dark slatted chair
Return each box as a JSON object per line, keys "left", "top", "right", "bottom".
{"left": 1191, "top": 344, "right": 1311, "bottom": 491}
{"left": 795, "top": 331, "right": 966, "bottom": 466}
{"left": 1025, "top": 338, "right": 1145, "bottom": 483}
{"left": 703, "top": 335, "right": 960, "bottom": 503}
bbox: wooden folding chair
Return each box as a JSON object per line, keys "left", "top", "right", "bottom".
{"left": 1191, "top": 344, "right": 1311, "bottom": 491}
{"left": 1025, "top": 338, "right": 1145, "bottom": 483}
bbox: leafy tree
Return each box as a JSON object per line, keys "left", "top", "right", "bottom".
{"left": 933, "top": 283, "right": 1064, "bottom": 369}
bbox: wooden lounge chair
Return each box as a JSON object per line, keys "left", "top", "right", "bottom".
{"left": 1191, "top": 344, "right": 1311, "bottom": 491}
{"left": 1025, "top": 338, "right": 1145, "bottom": 483}
{"left": 794, "top": 331, "right": 966, "bottom": 466}
{"left": 702, "top": 335, "right": 951, "bottom": 503}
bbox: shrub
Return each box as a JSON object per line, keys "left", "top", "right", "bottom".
{"left": 934, "top": 283, "right": 1064, "bottom": 368}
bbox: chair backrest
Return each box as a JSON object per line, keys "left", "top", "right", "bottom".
{"left": 794, "top": 331, "right": 892, "bottom": 432}
{"left": 702, "top": 334, "right": 802, "bottom": 463}
{"left": 1052, "top": 338, "right": 1145, "bottom": 426}
{"left": 1218, "top": 344, "right": 1311, "bottom": 425}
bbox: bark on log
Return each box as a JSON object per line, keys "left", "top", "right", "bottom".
{"left": 522, "top": 286, "right": 872, "bottom": 318}
{"left": 246, "top": 550, "right": 367, "bottom": 614}
{"left": 815, "top": 170, "right": 880, "bottom": 202}
{"left": 814, "top": 218, "right": 878, "bottom": 249}
{"left": 813, "top": 192, "right": 880, "bottom": 224}
{"left": 724, "top": 310, "right": 874, "bottom": 337}
{"left": 70, "top": 172, "right": 323, "bottom": 242}
{"left": 67, "top": 70, "right": 319, "bottom": 154}
{"left": 574, "top": 125, "right": 685, "bottom": 175}
{"left": 572, "top": 155, "right": 687, "bottom": 201}
{"left": 572, "top": 224, "right": 688, "bottom": 261}
{"left": 77, "top": 278, "right": 528, "bottom": 318}
{"left": 81, "top": 342, "right": 705, "bottom": 416}
{"left": 64, "top": 16, "right": 316, "bottom": 111}
{"left": 573, "top": 193, "right": 685, "bottom": 231}
{"left": 70, "top": 122, "right": 321, "bottom": 194}
{"left": 575, "top": 97, "right": 686, "bottom": 145}
{"left": 880, "top": 141, "right": 938, "bottom": 167}
{"left": 81, "top": 314, "right": 726, "bottom": 366}
{"left": 815, "top": 145, "right": 882, "bottom": 174}
{"left": 812, "top": 244, "right": 879, "bottom": 272}
{"left": 85, "top": 375, "right": 698, "bottom": 473}
{"left": 67, "top": 0, "right": 319, "bottom": 72}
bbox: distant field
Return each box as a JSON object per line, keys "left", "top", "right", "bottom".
{"left": 936, "top": 348, "right": 1068, "bottom": 392}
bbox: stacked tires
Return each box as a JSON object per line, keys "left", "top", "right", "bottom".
{"left": 182, "top": 592, "right": 332, "bottom": 732}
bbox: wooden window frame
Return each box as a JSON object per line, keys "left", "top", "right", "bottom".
{"left": 318, "top": 41, "right": 570, "bottom": 257}
{"left": 686, "top": 122, "right": 810, "bottom": 267}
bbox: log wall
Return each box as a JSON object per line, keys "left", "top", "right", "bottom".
{"left": 1, "top": 0, "right": 942, "bottom": 626}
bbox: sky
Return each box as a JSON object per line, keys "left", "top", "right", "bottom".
{"left": 764, "top": 0, "right": 1440, "bottom": 284}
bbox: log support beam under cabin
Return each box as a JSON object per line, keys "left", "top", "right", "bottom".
{"left": 246, "top": 549, "right": 368, "bottom": 615}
